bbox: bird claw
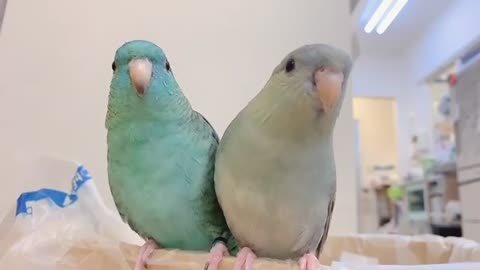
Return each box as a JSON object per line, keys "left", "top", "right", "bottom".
{"left": 204, "top": 240, "right": 229, "bottom": 270}
{"left": 233, "top": 247, "right": 256, "bottom": 270}
{"left": 298, "top": 252, "right": 320, "bottom": 270}
{"left": 134, "top": 240, "right": 159, "bottom": 270}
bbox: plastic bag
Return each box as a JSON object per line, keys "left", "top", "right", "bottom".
{"left": 0, "top": 158, "right": 142, "bottom": 270}
{"left": 0, "top": 157, "right": 479, "bottom": 270}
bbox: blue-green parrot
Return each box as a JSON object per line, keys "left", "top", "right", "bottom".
{"left": 106, "top": 40, "right": 235, "bottom": 270}
{"left": 214, "top": 44, "right": 352, "bottom": 270}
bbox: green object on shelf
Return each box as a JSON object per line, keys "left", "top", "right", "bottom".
{"left": 387, "top": 185, "right": 405, "bottom": 200}
{"left": 422, "top": 158, "right": 436, "bottom": 175}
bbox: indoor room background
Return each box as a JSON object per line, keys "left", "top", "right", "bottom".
{"left": 1, "top": 0, "right": 480, "bottom": 247}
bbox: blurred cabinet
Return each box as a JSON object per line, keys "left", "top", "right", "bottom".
{"left": 452, "top": 52, "right": 480, "bottom": 242}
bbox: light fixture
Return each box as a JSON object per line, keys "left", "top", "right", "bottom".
{"left": 376, "top": 0, "right": 408, "bottom": 34}
{"left": 363, "top": 0, "right": 394, "bottom": 33}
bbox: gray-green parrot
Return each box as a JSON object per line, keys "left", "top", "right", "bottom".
{"left": 214, "top": 44, "right": 352, "bottom": 270}
{"left": 106, "top": 40, "right": 235, "bottom": 270}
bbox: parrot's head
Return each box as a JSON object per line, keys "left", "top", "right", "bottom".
{"left": 268, "top": 44, "right": 352, "bottom": 120}
{"left": 107, "top": 40, "right": 187, "bottom": 128}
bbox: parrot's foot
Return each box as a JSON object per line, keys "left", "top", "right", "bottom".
{"left": 204, "top": 241, "right": 229, "bottom": 270}
{"left": 233, "top": 247, "right": 256, "bottom": 270}
{"left": 298, "top": 252, "right": 320, "bottom": 270}
{"left": 134, "top": 239, "right": 159, "bottom": 270}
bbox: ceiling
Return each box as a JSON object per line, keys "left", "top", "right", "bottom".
{"left": 353, "top": 0, "right": 454, "bottom": 53}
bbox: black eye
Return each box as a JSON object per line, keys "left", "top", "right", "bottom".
{"left": 111, "top": 61, "right": 116, "bottom": 72}
{"left": 285, "top": 58, "right": 295, "bottom": 73}
{"left": 165, "top": 61, "right": 171, "bottom": 72}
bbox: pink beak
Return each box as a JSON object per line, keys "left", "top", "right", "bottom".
{"left": 313, "top": 67, "right": 344, "bottom": 113}
{"left": 129, "top": 58, "right": 153, "bottom": 96}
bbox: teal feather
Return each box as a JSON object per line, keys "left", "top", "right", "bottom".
{"left": 106, "top": 40, "right": 236, "bottom": 253}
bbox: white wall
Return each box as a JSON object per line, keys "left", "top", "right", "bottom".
{"left": 353, "top": 51, "right": 437, "bottom": 179}
{"left": 407, "top": 0, "right": 480, "bottom": 81}
{"left": 352, "top": 51, "right": 416, "bottom": 178}
{"left": 0, "top": 0, "right": 358, "bottom": 233}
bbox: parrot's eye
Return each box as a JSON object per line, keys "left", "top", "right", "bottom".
{"left": 165, "top": 61, "right": 171, "bottom": 72}
{"left": 111, "top": 61, "right": 116, "bottom": 72}
{"left": 285, "top": 58, "right": 295, "bottom": 73}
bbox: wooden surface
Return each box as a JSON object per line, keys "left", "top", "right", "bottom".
{"left": 57, "top": 235, "right": 480, "bottom": 270}
{"left": 64, "top": 242, "right": 304, "bottom": 270}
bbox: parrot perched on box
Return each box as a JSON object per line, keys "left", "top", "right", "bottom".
{"left": 105, "top": 40, "right": 235, "bottom": 270}
{"left": 214, "top": 44, "right": 352, "bottom": 270}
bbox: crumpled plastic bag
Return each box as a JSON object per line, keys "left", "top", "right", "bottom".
{"left": 0, "top": 157, "right": 479, "bottom": 270}
{"left": 0, "top": 158, "right": 142, "bottom": 270}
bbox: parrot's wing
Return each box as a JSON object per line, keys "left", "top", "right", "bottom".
{"left": 194, "top": 111, "right": 240, "bottom": 254}
{"left": 108, "top": 179, "right": 150, "bottom": 240}
{"left": 316, "top": 192, "right": 335, "bottom": 258}
{"left": 196, "top": 111, "right": 220, "bottom": 143}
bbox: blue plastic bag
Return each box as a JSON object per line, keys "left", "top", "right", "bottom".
{"left": 0, "top": 158, "right": 141, "bottom": 270}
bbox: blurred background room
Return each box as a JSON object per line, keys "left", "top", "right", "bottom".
{"left": 0, "top": 0, "right": 479, "bottom": 245}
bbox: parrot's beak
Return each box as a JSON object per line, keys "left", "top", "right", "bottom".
{"left": 129, "top": 58, "right": 153, "bottom": 96}
{"left": 313, "top": 67, "right": 344, "bottom": 113}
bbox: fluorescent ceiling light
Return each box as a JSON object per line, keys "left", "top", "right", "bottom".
{"left": 376, "top": 0, "right": 408, "bottom": 34}
{"left": 364, "top": 0, "right": 394, "bottom": 33}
